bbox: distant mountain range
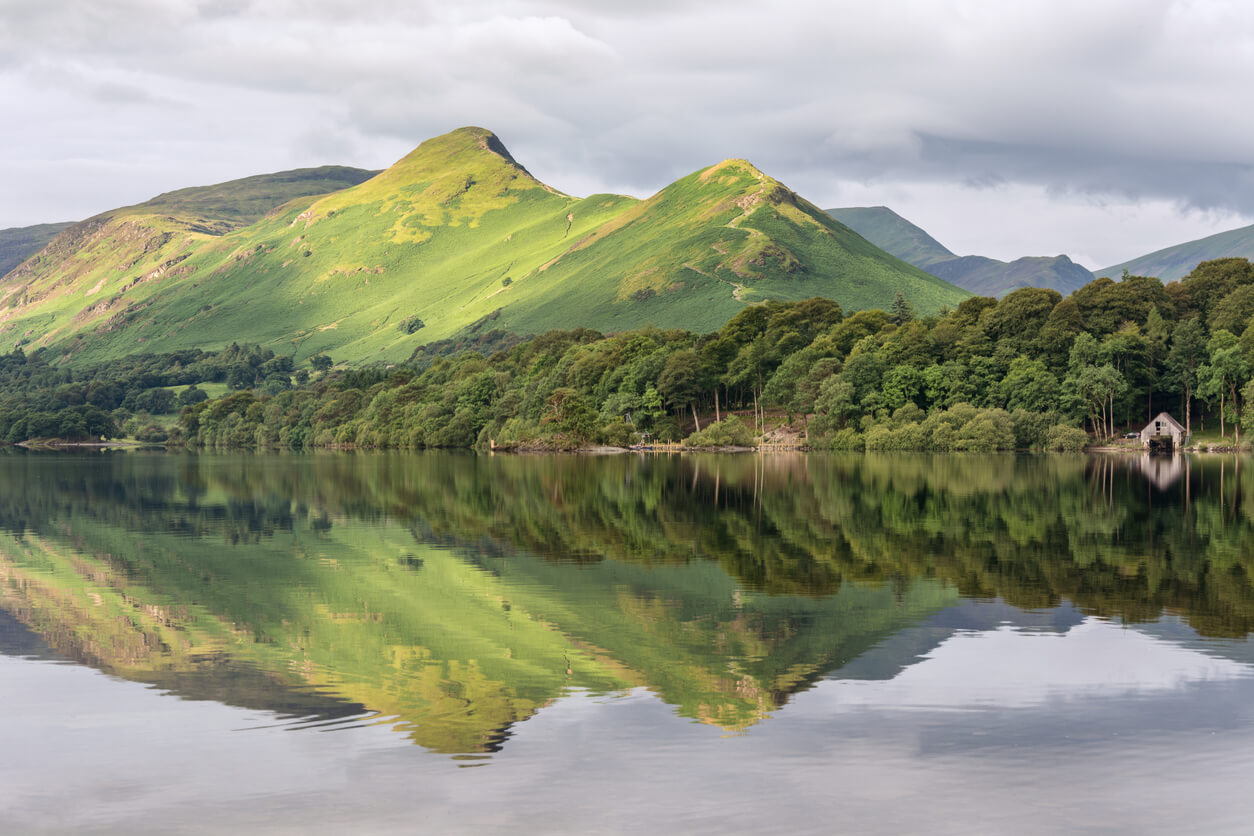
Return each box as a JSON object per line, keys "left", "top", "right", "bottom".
{"left": 0, "top": 222, "right": 74, "bottom": 278}
{"left": 0, "top": 128, "right": 968, "bottom": 365}
{"left": 1098, "top": 222, "right": 1254, "bottom": 281}
{"left": 826, "top": 206, "right": 1094, "bottom": 297}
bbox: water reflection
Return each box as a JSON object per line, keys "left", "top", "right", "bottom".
{"left": 1, "top": 449, "right": 1252, "bottom": 756}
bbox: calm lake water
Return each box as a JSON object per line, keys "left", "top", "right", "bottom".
{"left": 2, "top": 449, "right": 1254, "bottom": 834}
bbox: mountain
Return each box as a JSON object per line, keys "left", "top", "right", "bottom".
{"left": 0, "top": 222, "right": 75, "bottom": 277}
{"left": 1098, "top": 222, "right": 1254, "bottom": 282}
{"left": 1, "top": 128, "right": 968, "bottom": 365}
{"left": 120, "top": 165, "right": 381, "bottom": 232}
{"left": 827, "top": 205, "right": 1093, "bottom": 297}
{"left": 824, "top": 206, "right": 955, "bottom": 269}
{"left": 926, "top": 253, "right": 1094, "bottom": 297}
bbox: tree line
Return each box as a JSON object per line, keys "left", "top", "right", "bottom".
{"left": 6, "top": 256, "right": 1254, "bottom": 450}
{"left": 0, "top": 343, "right": 312, "bottom": 443}
{"left": 170, "top": 258, "right": 1254, "bottom": 451}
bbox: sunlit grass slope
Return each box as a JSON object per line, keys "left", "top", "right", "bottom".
{"left": 0, "top": 165, "right": 377, "bottom": 360}
{"left": 2, "top": 128, "right": 968, "bottom": 365}
{"left": 498, "top": 160, "right": 966, "bottom": 337}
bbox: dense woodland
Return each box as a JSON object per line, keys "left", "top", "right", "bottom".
{"left": 5, "top": 257, "right": 1254, "bottom": 451}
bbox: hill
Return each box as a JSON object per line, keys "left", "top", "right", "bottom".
{"left": 827, "top": 205, "right": 1093, "bottom": 297}
{"left": 0, "top": 222, "right": 74, "bottom": 278}
{"left": 1098, "top": 222, "right": 1254, "bottom": 281}
{"left": 927, "top": 253, "right": 1093, "bottom": 298}
{"left": 825, "top": 206, "right": 955, "bottom": 268}
{"left": 121, "top": 165, "right": 381, "bottom": 232}
{"left": 1, "top": 128, "right": 968, "bottom": 365}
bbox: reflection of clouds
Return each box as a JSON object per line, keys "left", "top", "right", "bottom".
{"left": 819, "top": 618, "right": 1251, "bottom": 710}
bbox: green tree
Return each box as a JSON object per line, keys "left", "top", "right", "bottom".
{"left": 658, "top": 349, "right": 708, "bottom": 432}
{"left": 889, "top": 291, "right": 915, "bottom": 325}
{"left": 997, "top": 357, "right": 1060, "bottom": 413}
{"left": 1143, "top": 307, "right": 1169, "bottom": 422}
{"left": 1198, "top": 330, "right": 1250, "bottom": 441}
{"left": 1166, "top": 318, "right": 1207, "bottom": 437}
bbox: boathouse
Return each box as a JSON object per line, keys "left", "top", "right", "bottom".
{"left": 1140, "top": 412, "right": 1186, "bottom": 452}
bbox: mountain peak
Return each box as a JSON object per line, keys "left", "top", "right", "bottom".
{"left": 408, "top": 125, "right": 531, "bottom": 172}
{"left": 691, "top": 158, "right": 805, "bottom": 214}
{"left": 392, "top": 127, "right": 534, "bottom": 179}
{"left": 699, "top": 158, "right": 770, "bottom": 183}
{"left": 306, "top": 127, "right": 563, "bottom": 225}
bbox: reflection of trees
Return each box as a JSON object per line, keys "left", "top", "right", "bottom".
{"left": 3, "top": 449, "right": 1254, "bottom": 755}
{"left": 3, "top": 450, "right": 1254, "bottom": 638}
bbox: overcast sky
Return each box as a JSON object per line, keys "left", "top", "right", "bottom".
{"left": 3, "top": 0, "right": 1254, "bottom": 269}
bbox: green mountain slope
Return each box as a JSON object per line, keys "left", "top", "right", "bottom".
{"left": 826, "top": 206, "right": 955, "bottom": 268}
{"left": 124, "top": 165, "right": 381, "bottom": 232}
{"left": 497, "top": 160, "right": 966, "bottom": 337}
{"left": 0, "top": 165, "right": 378, "bottom": 359}
{"left": 0, "top": 222, "right": 75, "bottom": 278}
{"left": 1, "top": 128, "right": 968, "bottom": 365}
{"left": 828, "top": 205, "right": 1093, "bottom": 297}
{"left": 1098, "top": 222, "right": 1254, "bottom": 281}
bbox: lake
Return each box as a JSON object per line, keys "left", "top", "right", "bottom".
{"left": 2, "top": 449, "right": 1254, "bottom": 834}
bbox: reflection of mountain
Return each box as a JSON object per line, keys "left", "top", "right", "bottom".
{"left": 830, "top": 599, "right": 1087, "bottom": 683}
{"left": 0, "top": 607, "right": 59, "bottom": 661}
{"left": 0, "top": 452, "right": 960, "bottom": 751}
{"left": 1, "top": 450, "right": 1253, "bottom": 754}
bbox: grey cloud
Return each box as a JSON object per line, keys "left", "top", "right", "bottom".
{"left": 3, "top": 0, "right": 1254, "bottom": 262}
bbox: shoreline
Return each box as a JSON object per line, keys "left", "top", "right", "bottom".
{"left": 15, "top": 440, "right": 154, "bottom": 450}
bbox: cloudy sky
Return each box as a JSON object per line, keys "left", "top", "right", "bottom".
{"left": 3, "top": 0, "right": 1254, "bottom": 268}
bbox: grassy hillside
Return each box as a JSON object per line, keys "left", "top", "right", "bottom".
{"left": 828, "top": 205, "right": 1094, "bottom": 297}
{"left": 827, "top": 206, "right": 955, "bottom": 268}
{"left": 0, "top": 165, "right": 377, "bottom": 360}
{"left": 123, "top": 165, "right": 380, "bottom": 232}
{"left": 0, "top": 223, "right": 74, "bottom": 278}
{"left": 1098, "top": 222, "right": 1254, "bottom": 281}
{"left": 497, "top": 160, "right": 966, "bottom": 337}
{"left": 1, "top": 128, "right": 968, "bottom": 365}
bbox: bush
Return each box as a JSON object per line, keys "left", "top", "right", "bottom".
{"left": 683, "top": 415, "right": 755, "bottom": 447}
{"left": 952, "top": 410, "right": 1015, "bottom": 451}
{"left": 1045, "top": 425, "right": 1090, "bottom": 452}
{"left": 865, "top": 421, "right": 927, "bottom": 451}
{"left": 1011, "top": 409, "right": 1060, "bottom": 449}
{"left": 598, "top": 420, "right": 639, "bottom": 448}
{"left": 828, "top": 428, "right": 865, "bottom": 451}
{"left": 135, "top": 424, "right": 169, "bottom": 443}
{"left": 397, "top": 316, "right": 426, "bottom": 334}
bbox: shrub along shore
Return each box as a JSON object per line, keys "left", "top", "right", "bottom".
{"left": 5, "top": 257, "right": 1254, "bottom": 453}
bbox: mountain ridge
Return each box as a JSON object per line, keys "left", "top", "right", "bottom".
{"left": 1098, "top": 221, "right": 1254, "bottom": 281}
{"left": 1, "top": 128, "right": 969, "bottom": 364}
{"left": 0, "top": 223, "right": 75, "bottom": 278}
{"left": 827, "top": 205, "right": 1093, "bottom": 297}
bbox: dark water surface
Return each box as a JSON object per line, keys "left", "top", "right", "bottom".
{"left": 2, "top": 450, "right": 1254, "bottom": 833}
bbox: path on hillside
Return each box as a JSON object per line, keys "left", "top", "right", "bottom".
{"left": 691, "top": 170, "right": 770, "bottom": 302}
